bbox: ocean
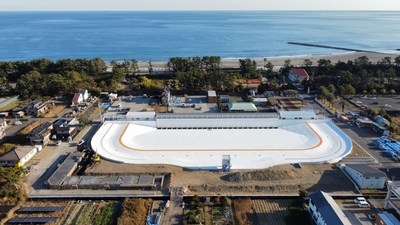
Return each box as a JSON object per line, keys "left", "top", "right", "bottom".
{"left": 0, "top": 11, "right": 399, "bottom": 61}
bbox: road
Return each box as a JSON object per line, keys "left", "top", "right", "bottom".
{"left": 162, "top": 186, "right": 184, "bottom": 225}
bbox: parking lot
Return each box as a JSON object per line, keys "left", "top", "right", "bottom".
{"left": 336, "top": 199, "right": 375, "bottom": 225}
{"left": 349, "top": 95, "right": 400, "bottom": 112}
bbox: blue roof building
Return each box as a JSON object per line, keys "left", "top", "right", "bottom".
{"left": 307, "top": 191, "right": 351, "bottom": 225}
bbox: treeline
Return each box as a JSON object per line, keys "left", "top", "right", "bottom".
{"left": 167, "top": 56, "right": 274, "bottom": 93}
{"left": 0, "top": 58, "right": 126, "bottom": 99}
{"left": 308, "top": 56, "right": 400, "bottom": 96}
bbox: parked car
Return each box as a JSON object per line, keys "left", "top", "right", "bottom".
{"left": 357, "top": 201, "right": 370, "bottom": 208}
{"left": 354, "top": 197, "right": 366, "bottom": 204}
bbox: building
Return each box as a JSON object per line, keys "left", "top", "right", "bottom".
{"left": 385, "top": 181, "right": 400, "bottom": 216}
{"left": 344, "top": 164, "right": 387, "bottom": 189}
{"left": 288, "top": 68, "right": 309, "bottom": 83}
{"left": 219, "top": 95, "right": 230, "bottom": 103}
{"left": 79, "top": 89, "right": 89, "bottom": 101}
{"left": 278, "top": 110, "right": 316, "bottom": 120}
{"left": 227, "top": 102, "right": 257, "bottom": 112}
{"left": 93, "top": 111, "right": 352, "bottom": 169}
{"left": 0, "top": 112, "right": 8, "bottom": 118}
{"left": 253, "top": 97, "right": 268, "bottom": 106}
{"left": 53, "top": 118, "right": 79, "bottom": 139}
{"left": 207, "top": 90, "right": 217, "bottom": 103}
{"left": 26, "top": 100, "right": 49, "bottom": 116}
{"left": 29, "top": 122, "right": 53, "bottom": 146}
{"left": 12, "top": 111, "right": 24, "bottom": 118}
{"left": 307, "top": 191, "right": 352, "bottom": 225}
{"left": 71, "top": 93, "right": 83, "bottom": 106}
{"left": 0, "top": 146, "right": 40, "bottom": 167}
{"left": 375, "top": 212, "right": 400, "bottom": 225}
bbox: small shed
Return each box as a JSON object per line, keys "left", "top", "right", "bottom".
{"left": 207, "top": 90, "right": 217, "bottom": 103}
{"left": 253, "top": 97, "right": 268, "bottom": 106}
{"left": 219, "top": 95, "right": 230, "bottom": 103}
{"left": 344, "top": 164, "right": 387, "bottom": 189}
{"left": 268, "top": 97, "right": 279, "bottom": 106}
{"left": 227, "top": 102, "right": 257, "bottom": 112}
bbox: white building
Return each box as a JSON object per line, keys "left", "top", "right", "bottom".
{"left": 71, "top": 93, "right": 83, "bottom": 105}
{"left": 344, "top": 164, "right": 387, "bottom": 189}
{"left": 92, "top": 111, "right": 352, "bottom": 169}
{"left": 79, "top": 89, "right": 89, "bottom": 101}
{"left": 308, "top": 191, "right": 352, "bottom": 225}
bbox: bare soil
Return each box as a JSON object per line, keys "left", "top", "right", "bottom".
{"left": 86, "top": 160, "right": 357, "bottom": 195}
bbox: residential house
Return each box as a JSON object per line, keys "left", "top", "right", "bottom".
{"left": 0, "top": 146, "right": 40, "bottom": 167}
{"left": 307, "top": 191, "right": 352, "bottom": 225}
{"left": 227, "top": 102, "right": 258, "bottom": 112}
{"left": 71, "top": 93, "right": 83, "bottom": 106}
{"left": 29, "top": 122, "right": 53, "bottom": 146}
{"left": 53, "top": 118, "right": 79, "bottom": 139}
{"left": 207, "top": 90, "right": 217, "bottom": 103}
{"left": 344, "top": 164, "right": 387, "bottom": 189}
{"left": 288, "top": 68, "right": 309, "bottom": 83}
{"left": 26, "top": 100, "right": 49, "bottom": 116}
{"left": 79, "top": 89, "right": 89, "bottom": 101}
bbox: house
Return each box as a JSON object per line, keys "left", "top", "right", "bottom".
{"left": 79, "top": 89, "right": 89, "bottom": 101}
{"left": 71, "top": 93, "right": 83, "bottom": 106}
{"left": 307, "top": 191, "right": 352, "bottom": 225}
{"left": 26, "top": 100, "right": 49, "bottom": 116}
{"left": 207, "top": 90, "right": 217, "bottom": 103}
{"left": 344, "top": 164, "right": 387, "bottom": 189}
{"left": 0, "top": 146, "right": 40, "bottom": 167}
{"left": 29, "top": 122, "right": 53, "bottom": 146}
{"left": 53, "top": 118, "right": 79, "bottom": 139}
{"left": 161, "top": 86, "right": 171, "bottom": 106}
{"left": 227, "top": 102, "right": 257, "bottom": 112}
{"left": 289, "top": 68, "right": 309, "bottom": 83}
{"left": 375, "top": 212, "right": 400, "bottom": 225}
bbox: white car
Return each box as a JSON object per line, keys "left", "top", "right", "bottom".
{"left": 358, "top": 201, "right": 370, "bottom": 208}
{"left": 354, "top": 197, "right": 366, "bottom": 204}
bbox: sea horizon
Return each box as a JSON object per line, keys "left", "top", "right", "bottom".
{"left": 0, "top": 11, "right": 399, "bottom": 61}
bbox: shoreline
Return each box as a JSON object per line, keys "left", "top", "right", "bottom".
{"left": 136, "top": 51, "right": 399, "bottom": 68}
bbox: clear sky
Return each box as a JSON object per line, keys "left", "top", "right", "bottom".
{"left": 1, "top": 0, "right": 400, "bottom": 11}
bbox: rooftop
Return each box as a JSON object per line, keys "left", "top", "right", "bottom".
{"left": 346, "top": 164, "right": 387, "bottom": 178}
{"left": 309, "top": 191, "right": 351, "bottom": 225}
{"left": 291, "top": 68, "right": 309, "bottom": 77}
{"left": 30, "top": 122, "right": 53, "bottom": 136}
{"left": 227, "top": 102, "right": 257, "bottom": 112}
{"left": 0, "top": 146, "right": 35, "bottom": 162}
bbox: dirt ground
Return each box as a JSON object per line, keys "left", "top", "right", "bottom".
{"left": 86, "top": 160, "right": 357, "bottom": 195}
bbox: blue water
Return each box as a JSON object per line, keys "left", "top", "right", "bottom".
{"left": 0, "top": 11, "right": 399, "bottom": 61}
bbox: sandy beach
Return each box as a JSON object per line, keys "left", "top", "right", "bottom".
{"left": 137, "top": 52, "right": 399, "bottom": 69}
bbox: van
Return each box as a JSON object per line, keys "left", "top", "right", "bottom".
{"left": 358, "top": 201, "right": 370, "bottom": 208}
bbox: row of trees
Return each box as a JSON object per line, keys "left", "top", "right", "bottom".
{"left": 307, "top": 56, "right": 400, "bottom": 95}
